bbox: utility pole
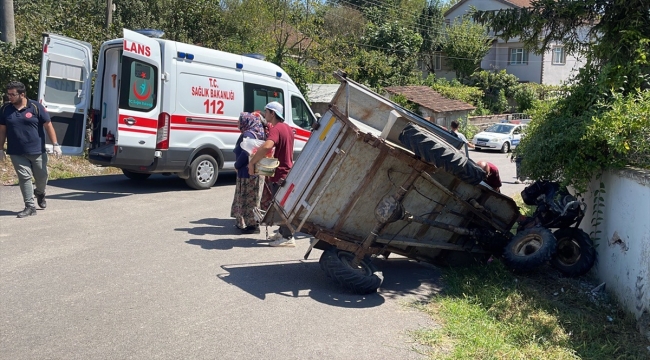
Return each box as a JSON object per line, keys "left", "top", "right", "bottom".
{"left": 105, "top": 0, "right": 113, "bottom": 30}
{"left": 0, "top": 0, "right": 16, "bottom": 45}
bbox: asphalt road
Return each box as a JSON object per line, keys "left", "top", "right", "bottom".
{"left": 0, "top": 149, "right": 523, "bottom": 359}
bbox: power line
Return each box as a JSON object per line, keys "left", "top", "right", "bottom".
{"left": 334, "top": 0, "right": 449, "bottom": 35}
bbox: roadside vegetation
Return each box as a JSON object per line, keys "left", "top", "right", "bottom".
{"left": 411, "top": 261, "right": 650, "bottom": 359}
{"left": 0, "top": 155, "right": 120, "bottom": 185}
{"left": 408, "top": 194, "right": 650, "bottom": 358}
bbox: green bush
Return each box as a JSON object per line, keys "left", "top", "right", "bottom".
{"left": 496, "top": 88, "right": 509, "bottom": 113}
{"left": 518, "top": 90, "right": 650, "bottom": 192}
{"left": 587, "top": 90, "right": 650, "bottom": 169}
{"left": 424, "top": 74, "right": 485, "bottom": 110}
{"left": 458, "top": 117, "right": 480, "bottom": 141}
{"left": 513, "top": 83, "right": 538, "bottom": 113}
{"left": 466, "top": 69, "right": 519, "bottom": 113}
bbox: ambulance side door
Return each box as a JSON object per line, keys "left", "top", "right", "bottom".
{"left": 37, "top": 34, "right": 92, "bottom": 156}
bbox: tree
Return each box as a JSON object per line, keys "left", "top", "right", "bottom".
{"left": 417, "top": 0, "right": 446, "bottom": 74}
{"left": 265, "top": 0, "right": 321, "bottom": 68}
{"left": 362, "top": 21, "right": 423, "bottom": 87}
{"left": 1, "top": 0, "right": 16, "bottom": 45}
{"left": 473, "top": 0, "right": 650, "bottom": 189}
{"left": 442, "top": 0, "right": 462, "bottom": 12}
{"left": 442, "top": 18, "right": 491, "bottom": 79}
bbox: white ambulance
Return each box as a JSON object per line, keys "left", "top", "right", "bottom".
{"left": 38, "top": 29, "right": 317, "bottom": 189}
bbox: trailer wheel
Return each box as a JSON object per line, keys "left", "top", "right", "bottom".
{"left": 122, "top": 169, "right": 151, "bottom": 181}
{"left": 319, "top": 248, "right": 383, "bottom": 294}
{"left": 551, "top": 228, "right": 596, "bottom": 277}
{"left": 398, "top": 124, "right": 485, "bottom": 185}
{"left": 502, "top": 227, "right": 556, "bottom": 272}
{"left": 185, "top": 154, "right": 218, "bottom": 190}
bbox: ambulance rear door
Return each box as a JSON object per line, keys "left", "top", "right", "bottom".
{"left": 37, "top": 34, "right": 92, "bottom": 156}
{"left": 115, "top": 29, "right": 162, "bottom": 166}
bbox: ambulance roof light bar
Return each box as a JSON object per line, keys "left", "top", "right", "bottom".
{"left": 134, "top": 29, "right": 165, "bottom": 38}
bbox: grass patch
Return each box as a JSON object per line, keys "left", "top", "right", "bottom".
{"left": 0, "top": 154, "right": 121, "bottom": 185}
{"left": 411, "top": 261, "right": 649, "bottom": 359}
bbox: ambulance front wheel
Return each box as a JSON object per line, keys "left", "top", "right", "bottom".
{"left": 185, "top": 154, "right": 218, "bottom": 190}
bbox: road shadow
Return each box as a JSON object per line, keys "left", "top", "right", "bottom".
{"left": 177, "top": 218, "right": 242, "bottom": 237}
{"left": 0, "top": 208, "right": 50, "bottom": 217}
{"left": 44, "top": 173, "right": 237, "bottom": 201}
{"left": 186, "top": 237, "right": 267, "bottom": 250}
{"left": 0, "top": 209, "right": 19, "bottom": 217}
{"left": 375, "top": 258, "right": 442, "bottom": 301}
{"left": 217, "top": 257, "right": 441, "bottom": 308}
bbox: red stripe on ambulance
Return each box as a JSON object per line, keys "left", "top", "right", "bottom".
{"left": 118, "top": 127, "right": 157, "bottom": 135}
{"left": 118, "top": 114, "right": 158, "bottom": 128}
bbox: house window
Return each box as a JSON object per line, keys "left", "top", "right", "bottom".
{"left": 434, "top": 52, "right": 442, "bottom": 71}
{"left": 509, "top": 48, "right": 528, "bottom": 65}
{"left": 552, "top": 46, "right": 566, "bottom": 65}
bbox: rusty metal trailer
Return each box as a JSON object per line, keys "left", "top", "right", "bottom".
{"left": 264, "top": 72, "right": 522, "bottom": 294}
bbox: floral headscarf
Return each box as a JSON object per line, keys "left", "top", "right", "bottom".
{"left": 238, "top": 112, "right": 266, "bottom": 140}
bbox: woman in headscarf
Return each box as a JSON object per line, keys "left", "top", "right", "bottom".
{"left": 231, "top": 112, "right": 266, "bottom": 234}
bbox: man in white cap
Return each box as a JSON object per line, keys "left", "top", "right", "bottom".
{"left": 248, "top": 101, "right": 296, "bottom": 247}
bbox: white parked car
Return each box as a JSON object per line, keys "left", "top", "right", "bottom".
{"left": 472, "top": 123, "right": 526, "bottom": 153}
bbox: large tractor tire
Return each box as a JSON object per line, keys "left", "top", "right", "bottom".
{"left": 122, "top": 169, "right": 151, "bottom": 181}
{"left": 319, "top": 248, "right": 383, "bottom": 294}
{"left": 502, "top": 227, "right": 557, "bottom": 272}
{"left": 551, "top": 228, "right": 597, "bottom": 277}
{"left": 399, "top": 123, "right": 485, "bottom": 185}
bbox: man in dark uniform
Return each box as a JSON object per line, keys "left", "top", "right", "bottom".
{"left": 0, "top": 81, "right": 62, "bottom": 217}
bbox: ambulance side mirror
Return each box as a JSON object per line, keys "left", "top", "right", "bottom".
{"left": 311, "top": 113, "right": 322, "bottom": 131}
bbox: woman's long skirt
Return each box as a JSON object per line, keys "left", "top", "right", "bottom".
{"left": 231, "top": 176, "right": 262, "bottom": 228}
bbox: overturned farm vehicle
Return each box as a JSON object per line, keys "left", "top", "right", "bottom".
{"left": 263, "top": 71, "right": 592, "bottom": 294}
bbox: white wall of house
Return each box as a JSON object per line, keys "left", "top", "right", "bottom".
{"left": 445, "top": 0, "right": 586, "bottom": 85}
{"left": 482, "top": 41, "right": 543, "bottom": 83}
{"left": 541, "top": 42, "right": 587, "bottom": 85}
{"left": 578, "top": 168, "right": 650, "bottom": 325}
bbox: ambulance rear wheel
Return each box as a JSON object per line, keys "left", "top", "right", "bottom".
{"left": 122, "top": 169, "right": 151, "bottom": 181}
{"left": 185, "top": 154, "right": 218, "bottom": 190}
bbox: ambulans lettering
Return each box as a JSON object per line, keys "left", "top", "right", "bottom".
{"left": 123, "top": 40, "right": 151, "bottom": 57}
